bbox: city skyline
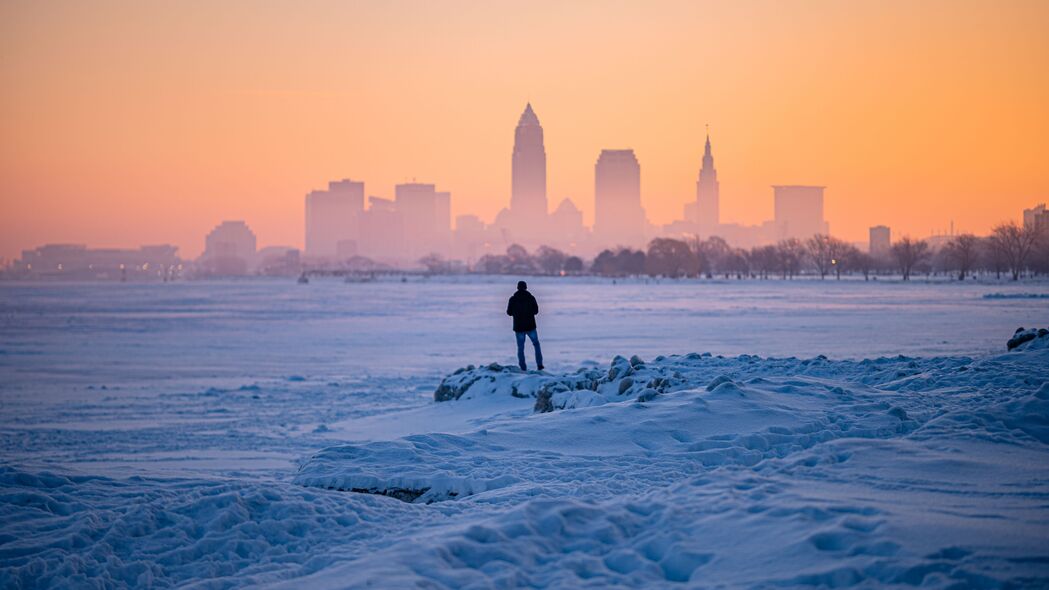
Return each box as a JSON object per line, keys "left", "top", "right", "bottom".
{"left": 2, "top": 1, "right": 1047, "bottom": 259}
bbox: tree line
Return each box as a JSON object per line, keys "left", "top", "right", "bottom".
{"left": 425, "top": 220, "right": 1047, "bottom": 281}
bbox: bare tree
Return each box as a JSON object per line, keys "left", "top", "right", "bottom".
{"left": 828, "top": 238, "right": 853, "bottom": 280}
{"left": 988, "top": 221, "right": 1041, "bottom": 280}
{"left": 696, "top": 236, "right": 732, "bottom": 278}
{"left": 563, "top": 256, "right": 584, "bottom": 274}
{"left": 1032, "top": 237, "right": 1049, "bottom": 276}
{"left": 418, "top": 253, "right": 448, "bottom": 274}
{"left": 592, "top": 248, "right": 646, "bottom": 277}
{"left": 805, "top": 235, "right": 833, "bottom": 279}
{"left": 847, "top": 248, "right": 874, "bottom": 281}
{"left": 942, "top": 234, "right": 979, "bottom": 280}
{"left": 535, "top": 246, "right": 567, "bottom": 275}
{"left": 776, "top": 238, "right": 806, "bottom": 279}
{"left": 749, "top": 245, "right": 778, "bottom": 279}
{"left": 646, "top": 238, "right": 698, "bottom": 278}
{"left": 723, "top": 248, "right": 750, "bottom": 279}
{"left": 891, "top": 236, "right": 930, "bottom": 281}
{"left": 505, "top": 244, "right": 538, "bottom": 274}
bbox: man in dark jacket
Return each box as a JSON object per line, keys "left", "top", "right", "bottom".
{"left": 506, "top": 281, "right": 544, "bottom": 371}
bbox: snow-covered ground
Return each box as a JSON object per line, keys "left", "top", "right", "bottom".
{"left": 1, "top": 278, "right": 1048, "bottom": 588}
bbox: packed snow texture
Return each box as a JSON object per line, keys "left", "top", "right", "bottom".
{"left": 291, "top": 345, "right": 1049, "bottom": 587}
{"left": 2, "top": 280, "right": 1048, "bottom": 588}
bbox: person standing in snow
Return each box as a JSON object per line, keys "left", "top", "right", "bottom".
{"left": 507, "top": 281, "right": 544, "bottom": 371}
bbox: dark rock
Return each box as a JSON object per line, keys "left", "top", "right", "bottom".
{"left": 618, "top": 377, "right": 635, "bottom": 395}
{"left": 637, "top": 388, "right": 659, "bottom": 402}
{"left": 534, "top": 388, "right": 553, "bottom": 413}
{"left": 706, "top": 375, "right": 734, "bottom": 391}
{"left": 327, "top": 486, "right": 430, "bottom": 504}
{"left": 1007, "top": 330, "right": 1037, "bottom": 351}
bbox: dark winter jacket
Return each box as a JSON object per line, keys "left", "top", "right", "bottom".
{"left": 506, "top": 289, "right": 539, "bottom": 333}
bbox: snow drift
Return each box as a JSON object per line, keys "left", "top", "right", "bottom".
{"left": 286, "top": 337, "right": 1049, "bottom": 587}
{"left": 4, "top": 327, "right": 1048, "bottom": 588}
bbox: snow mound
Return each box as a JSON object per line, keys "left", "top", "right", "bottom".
{"left": 434, "top": 354, "right": 691, "bottom": 412}
{"left": 433, "top": 351, "right": 996, "bottom": 414}
{"left": 288, "top": 345, "right": 1049, "bottom": 588}
{"left": 983, "top": 292, "right": 1049, "bottom": 299}
{"left": 0, "top": 466, "right": 430, "bottom": 588}
{"left": 1007, "top": 326, "right": 1049, "bottom": 351}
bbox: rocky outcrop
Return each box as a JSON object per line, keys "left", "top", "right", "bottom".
{"left": 1008, "top": 327, "right": 1049, "bottom": 351}
{"left": 434, "top": 354, "right": 691, "bottom": 413}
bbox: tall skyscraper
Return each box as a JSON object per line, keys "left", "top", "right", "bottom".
{"left": 511, "top": 103, "right": 547, "bottom": 228}
{"left": 594, "top": 149, "right": 645, "bottom": 246}
{"left": 773, "top": 185, "right": 829, "bottom": 240}
{"left": 695, "top": 132, "right": 720, "bottom": 232}
{"left": 305, "top": 179, "right": 364, "bottom": 258}
{"left": 869, "top": 225, "right": 891, "bottom": 258}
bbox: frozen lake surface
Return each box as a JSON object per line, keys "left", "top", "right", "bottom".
{"left": 1, "top": 277, "right": 1047, "bottom": 588}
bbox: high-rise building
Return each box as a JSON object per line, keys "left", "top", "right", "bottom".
{"left": 1024, "top": 203, "right": 1048, "bottom": 232}
{"left": 869, "top": 225, "right": 891, "bottom": 258}
{"left": 204, "top": 220, "right": 256, "bottom": 259}
{"left": 594, "top": 149, "right": 645, "bottom": 246}
{"left": 772, "top": 186, "right": 829, "bottom": 241}
{"left": 511, "top": 103, "right": 547, "bottom": 229}
{"left": 694, "top": 133, "right": 720, "bottom": 233}
{"left": 395, "top": 182, "right": 452, "bottom": 259}
{"left": 359, "top": 197, "right": 404, "bottom": 260}
{"left": 202, "top": 220, "right": 257, "bottom": 275}
{"left": 305, "top": 179, "right": 364, "bottom": 258}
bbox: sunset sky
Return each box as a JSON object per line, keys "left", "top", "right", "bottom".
{"left": 2, "top": 0, "right": 1047, "bottom": 259}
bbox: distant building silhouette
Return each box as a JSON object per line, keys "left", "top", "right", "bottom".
{"left": 395, "top": 183, "right": 451, "bottom": 260}
{"left": 15, "top": 244, "right": 180, "bottom": 280}
{"left": 511, "top": 103, "right": 548, "bottom": 231}
{"left": 693, "top": 133, "right": 720, "bottom": 234}
{"left": 549, "top": 198, "right": 586, "bottom": 247}
{"left": 359, "top": 196, "right": 405, "bottom": 261}
{"left": 772, "top": 186, "right": 829, "bottom": 241}
{"left": 305, "top": 179, "right": 364, "bottom": 259}
{"left": 869, "top": 225, "right": 891, "bottom": 257}
{"left": 1024, "top": 203, "right": 1048, "bottom": 232}
{"left": 595, "top": 149, "right": 645, "bottom": 246}
{"left": 202, "top": 220, "right": 257, "bottom": 275}
{"left": 255, "top": 246, "right": 301, "bottom": 276}
{"left": 453, "top": 214, "right": 487, "bottom": 262}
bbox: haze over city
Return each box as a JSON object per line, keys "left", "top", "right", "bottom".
{"left": 2, "top": 0, "right": 1048, "bottom": 260}
{"left": 4, "top": 2, "right": 1049, "bottom": 589}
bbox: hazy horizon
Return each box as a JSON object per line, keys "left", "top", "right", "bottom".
{"left": 2, "top": 0, "right": 1048, "bottom": 259}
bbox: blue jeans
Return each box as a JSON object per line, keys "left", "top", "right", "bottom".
{"left": 515, "top": 330, "right": 543, "bottom": 371}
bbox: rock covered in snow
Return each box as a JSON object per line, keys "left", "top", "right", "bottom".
{"left": 1007, "top": 326, "right": 1049, "bottom": 351}
{"left": 434, "top": 354, "right": 692, "bottom": 413}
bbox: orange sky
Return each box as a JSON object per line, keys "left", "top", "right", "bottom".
{"left": 2, "top": 0, "right": 1047, "bottom": 259}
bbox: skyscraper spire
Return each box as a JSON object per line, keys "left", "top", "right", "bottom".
{"left": 519, "top": 102, "right": 540, "bottom": 127}
{"left": 695, "top": 129, "right": 720, "bottom": 231}
{"left": 511, "top": 103, "right": 548, "bottom": 230}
